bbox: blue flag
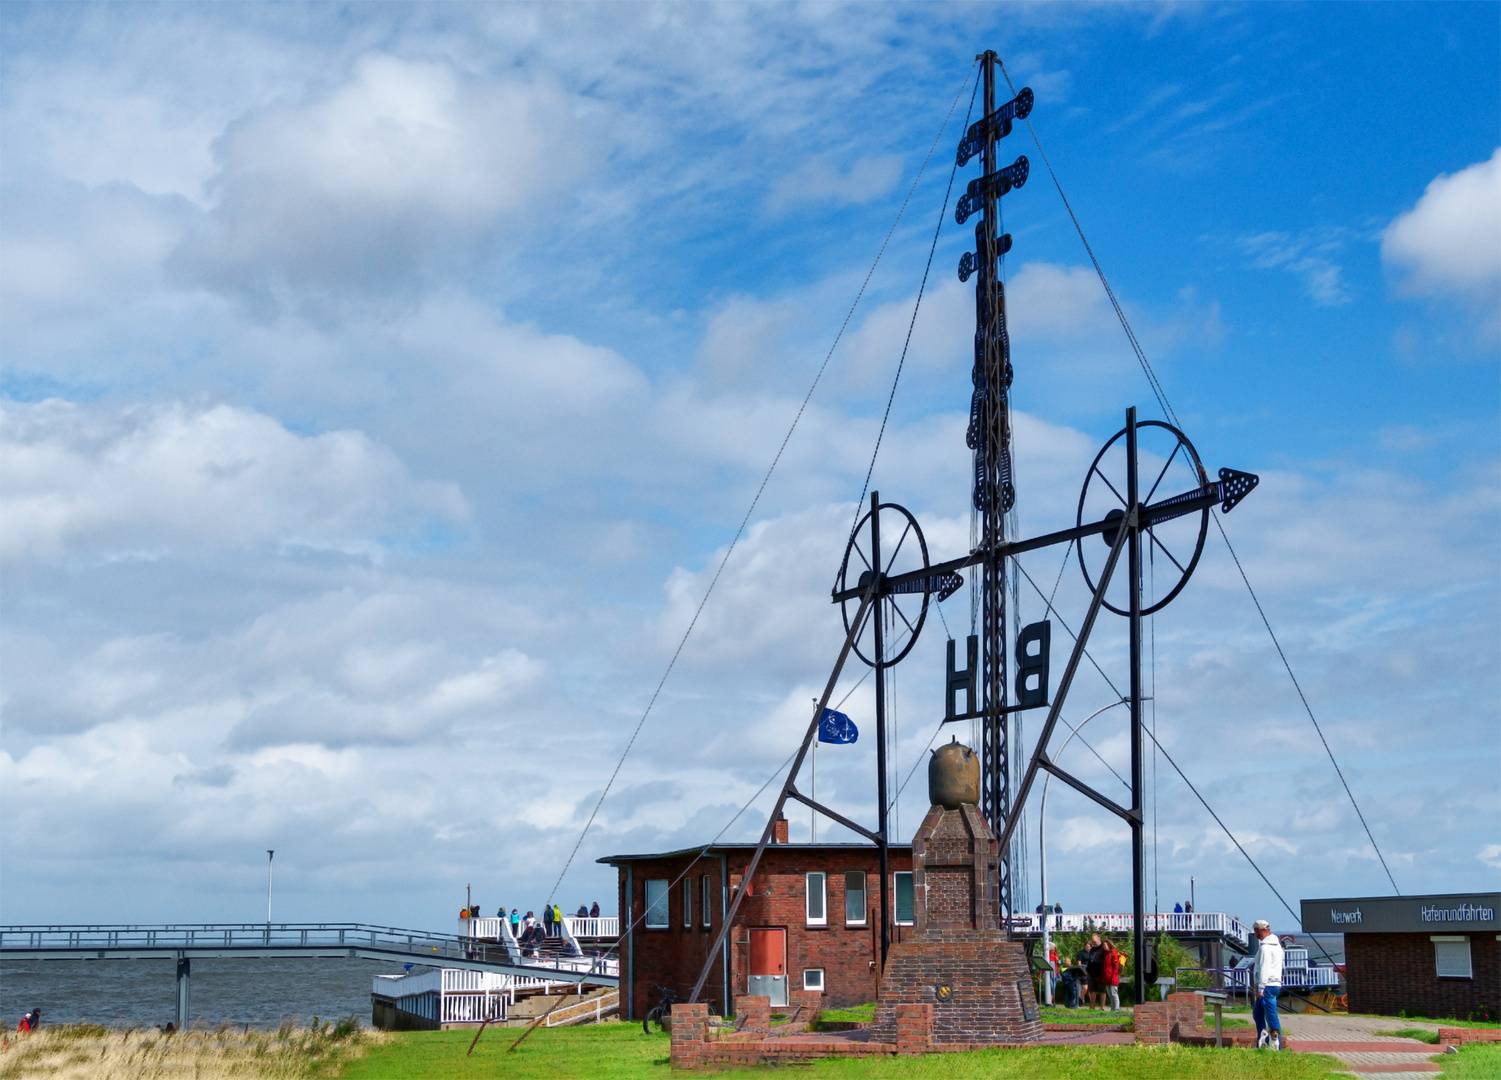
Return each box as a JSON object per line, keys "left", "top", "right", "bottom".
{"left": 818, "top": 707, "right": 858, "bottom": 744}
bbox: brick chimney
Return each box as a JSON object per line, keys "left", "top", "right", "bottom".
{"left": 773, "top": 814, "right": 789, "bottom": 844}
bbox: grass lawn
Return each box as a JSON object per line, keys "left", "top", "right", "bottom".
{"left": 329, "top": 1021, "right": 1345, "bottom": 1079}
{"left": 1374, "top": 1028, "right": 1440, "bottom": 1044}
{"left": 1429, "top": 1043, "right": 1501, "bottom": 1078}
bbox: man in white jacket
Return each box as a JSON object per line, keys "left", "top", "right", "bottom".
{"left": 1252, "top": 919, "right": 1284, "bottom": 1050}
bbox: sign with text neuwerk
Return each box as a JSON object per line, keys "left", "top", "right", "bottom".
{"left": 1300, "top": 892, "right": 1500, "bottom": 935}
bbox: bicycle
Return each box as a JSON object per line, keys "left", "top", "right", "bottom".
{"left": 642, "top": 983, "right": 681, "bottom": 1034}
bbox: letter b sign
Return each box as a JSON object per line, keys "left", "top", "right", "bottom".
{"left": 1014, "top": 621, "right": 1050, "bottom": 708}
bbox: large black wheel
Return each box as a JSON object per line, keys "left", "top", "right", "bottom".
{"left": 1076, "top": 421, "right": 1211, "bottom": 616}
{"left": 835, "top": 502, "right": 931, "bottom": 667}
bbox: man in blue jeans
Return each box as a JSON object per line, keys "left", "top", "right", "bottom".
{"left": 1252, "top": 919, "right": 1284, "bottom": 1050}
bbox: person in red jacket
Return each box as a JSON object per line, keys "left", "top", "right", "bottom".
{"left": 1102, "top": 940, "right": 1124, "bottom": 1011}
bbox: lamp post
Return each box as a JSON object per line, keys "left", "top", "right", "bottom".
{"left": 266, "top": 850, "right": 275, "bottom": 925}
{"left": 1038, "top": 699, "right": 1132, "bottom": 1005}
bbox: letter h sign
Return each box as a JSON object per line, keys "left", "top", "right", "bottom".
{"left": 946, "top": 635, "right": 978, "bottom": 721}
{"left": 945, "top": 622, "right": 1050, "bottom": 721}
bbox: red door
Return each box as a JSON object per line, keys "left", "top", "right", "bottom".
{"left": 747, "top": 928, "right": 787, "bottom": 1006}
{"left": 749, "top": 928, "right": 785, "bottom": 977}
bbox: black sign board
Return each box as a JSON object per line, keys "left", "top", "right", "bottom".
{"left": 1300, "top": 892, "right": 1500, "bottom": 935}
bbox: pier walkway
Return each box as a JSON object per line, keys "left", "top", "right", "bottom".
{"left": 0, "top": 922, "right": 618, "bottom": 1027}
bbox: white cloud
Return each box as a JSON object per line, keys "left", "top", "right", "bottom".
{"left": 1239, "top": 230, "right": 1352, "bottom": 306}
{"left": 0, "top": 399, "right": 466, "bottom": 561}
{"left": 169, "top": 54, "right": 592, "bottom": 306}
{"left": 766, "top": 154, "right": 903, "bottom": 213}
{"left": 1382, "top": 148, "right": 1501, "bottom": 307}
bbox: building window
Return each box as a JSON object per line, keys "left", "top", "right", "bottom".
{"left": 683, "top": 877, "right": 692, "bottom": 928}
{"left": 702, "top": 874, "right": 712, "bottom": 928}
{"left": 803, "top": 968, "right": 825, "bottom": 992}
{"left": 644, "top": 879, "right": 669, "bottom": 928}
{"left": 894, "top": 872, "right": 915, "bottom": 925}
{"left": 845, "top": 871, "right": 867, "bottom": 925}
{"left": 806, "top": 872, "right": 827, "bottom": 925}
{"left": 1432, "top": 936, "right": 1472, "bottom": 978}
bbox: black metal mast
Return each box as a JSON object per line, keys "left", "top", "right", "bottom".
{"left": 972, "top": 50, "right": 1016, "bottom": 927}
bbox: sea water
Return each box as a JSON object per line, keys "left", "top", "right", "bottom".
{"left": 0, "top": 957, "right": 424, "bottom": 1029}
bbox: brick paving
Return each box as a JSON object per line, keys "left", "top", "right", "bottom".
{"left": 1279, "top": 1014, "right": 1444, "bottom": 1079}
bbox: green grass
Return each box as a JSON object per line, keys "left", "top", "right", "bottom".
{"left": 328, "top": 1021, "right": 1346, "bottom": 1079}
{"left": 1039, "top": 1007, "right": 1131, "bottom": 1026}
{"left": 1429, "top": 1043, "right": 1501, "bottom": 1078}
{"left": 1374, "top": 1028, "right": 1440, "bottom": 1044}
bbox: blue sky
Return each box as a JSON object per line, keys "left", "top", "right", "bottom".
{"left": 2, "top": 2, "right": 1497, "bottom": 931}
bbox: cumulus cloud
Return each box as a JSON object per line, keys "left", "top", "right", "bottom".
{"left": 0, "top": 399, "right": 466, "bottom": 561}
{"left": 1382, "top": 148, "right": 1501, "bottom": 309}
{"left": 168, "top": 54, "right": 591, "bottom": 307}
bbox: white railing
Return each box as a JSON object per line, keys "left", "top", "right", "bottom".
{"left": 546, "top": 990, "right": 620, "bottom": 1027}
{"left": 441, "top": 989, "right": 508, "bottom": 1024}
{"left": 1217, "top": 965, "right": 1339, "bottom": 990}
{"left": 563, "top": 917, "right": 619, "bottom": 938}
{"left": 1014, "top": 911, "right": 1251, "bottom": 948}
{"left": 374, "top": 970, "right": 441, "bottom": 997}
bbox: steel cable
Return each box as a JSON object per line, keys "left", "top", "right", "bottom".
{"left": 545, "top": 61, "right": 982, "bottom": 905}
{"left": 994, "top": 56, "right": 1397, "bottom": 896}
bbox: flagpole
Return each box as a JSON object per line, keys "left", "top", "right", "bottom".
{"left": 811, "top": 699, "right": 818, "bottom": 844}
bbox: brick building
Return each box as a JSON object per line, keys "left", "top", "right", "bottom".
{"left": 601, "top": 819, "right": 913, "bottom": 1019}
{"left": 1301, "top": 891, "right": 1499, "bottom": 1019}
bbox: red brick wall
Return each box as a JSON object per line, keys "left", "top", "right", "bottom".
{"left": 1345, "top": 933, "right": 1499, "bottom": 1019}
{"left": 617, "top": 846, "right": 912, "bottom": 1018}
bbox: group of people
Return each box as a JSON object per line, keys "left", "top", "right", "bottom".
{"left": 15, "top": 1009, "right": 40, "bottom": 1033}
{"left": 1050, "top": 933, "right": 1125, "bottom": 1010}
{"left": 1172, "top": 901, "right": 1195, "bottom": 913}
{"left": 476, "top": 901, "right": 601, "bottom": 956}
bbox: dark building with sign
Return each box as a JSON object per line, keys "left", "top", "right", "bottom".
{"left": 601, "top": 820, "right": 913, "bottom": 1019}
{"left": 1301, "top": 892, "right": 1499, "bottom": 1019}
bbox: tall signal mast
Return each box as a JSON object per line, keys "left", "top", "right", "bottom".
{"left": 955, "top": 49, "right": 1032, "bottom": 924}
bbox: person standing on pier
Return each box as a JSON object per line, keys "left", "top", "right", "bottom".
{"left": 1252, "top": 919, "right": 1284, "bottom": 1050}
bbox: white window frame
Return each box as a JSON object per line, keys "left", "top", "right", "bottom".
{"left": 844, "top": 870, "right": 867, "bottom": 926}
{"left": 702, "top": 874, "right": 712, "bottom": 928}
{"left": 683, "top": 877, "right": 692, "bottom": 928}
{"left": 803, "top": 968, "right": 825, "bottom": 992}
{"left": 644, "top": 879, "right": 669, "bottom": 929}
{"left": 806, "top": 871, "right": 827, "bottom": 926}
{"left": 1431, "top": 935, "right": 1472, "bottom": 979}
{"left": 893, "top": 871, "right": 915, "bottom": 926}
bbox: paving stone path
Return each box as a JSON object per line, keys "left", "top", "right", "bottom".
{"left": 1279, "top": 1014, "right": 1445, "bottom": 1079}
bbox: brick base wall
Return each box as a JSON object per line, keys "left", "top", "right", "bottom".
{"left": 1346, "top": 933, "right": 1499, "bottom": 1019}
{"left": 868, "top": 934, "right": 1043, "bottom": 1044}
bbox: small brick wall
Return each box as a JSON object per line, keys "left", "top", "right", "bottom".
{"left": 1439, "top": 1027, "right": 1501, "bottom": 1045}
{"left": 1133, "top": 992, "right": 1255, "bottom": 1047}
{"left": 1345, "top": 933, "right": 1499, "bottom": 1019}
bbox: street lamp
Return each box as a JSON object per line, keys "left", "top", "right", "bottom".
{"left": 266, "top": 850, "right": 275, "bottom": 925}
{"left": 1038, "top": 699, "right": 1134, "bottom": 1004}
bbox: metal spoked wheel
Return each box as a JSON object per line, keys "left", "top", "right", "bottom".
{"left": 835, "top": 502, "right": 931, "bottom": 667}
{"left": 1076, "top": 421, "right": 1211, "bottom": 616}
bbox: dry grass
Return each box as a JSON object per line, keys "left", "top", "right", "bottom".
{"left": 0, "top": 1020, "right": 389, "bottom": 1079}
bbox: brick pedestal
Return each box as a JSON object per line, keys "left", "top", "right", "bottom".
{"left": 734, "top": 995, "right": 770, "bottom": 1032}
{"left": 869, "top": 803, "right": 1044, "bottom": 1044}
{"left": 669, "top": 1003, "right": 709, "bottom": 1069}
{"left": 895, "top": 1003, "right": 933, "bottom": 1054}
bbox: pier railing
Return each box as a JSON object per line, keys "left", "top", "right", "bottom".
{"left": 1010, "top": 911, "right": 1253, "bottom": 948}
{"left": 0, "top": 922, "right": 616, "bottom": 980}
{"left": 563, "top": 917, "right": 619, "bottom": 938}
